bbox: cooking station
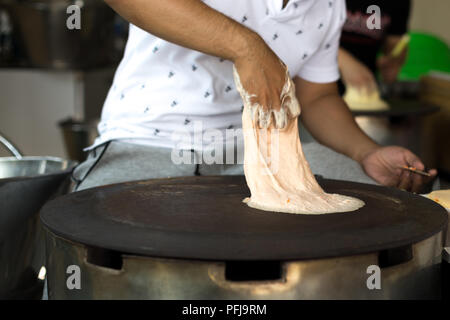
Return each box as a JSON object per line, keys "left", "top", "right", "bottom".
{"left": 1, "top": 0, "right": 450, "bottom": 306}
{"left": 41, "top": 176, "right": 447, "bottom": 299}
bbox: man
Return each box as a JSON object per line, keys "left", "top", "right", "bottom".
{"left": 72, "top": 0, "right": 436, "bottom": 193}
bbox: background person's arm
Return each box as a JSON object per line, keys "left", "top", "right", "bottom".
{"left": 338, "top": 48, "right": 378, "bottom": 93}
{"left": 104, "top": 0, "right": 288, "bottom": 125}
{"left": 377, "top": 35, "right": 409, "bottom": 84}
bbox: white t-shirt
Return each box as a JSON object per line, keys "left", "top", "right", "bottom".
{"left": 90, "top": 0, "right": 346, "bottom": 151}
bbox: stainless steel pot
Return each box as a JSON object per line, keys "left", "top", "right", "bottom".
{"left": 0, "top": 0, "right": 117, "bottom": 69}
{"left": 0, "top": 134, "right": 76, "bottom": 299}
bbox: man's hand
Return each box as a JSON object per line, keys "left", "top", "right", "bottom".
{"left": 360, "top": 146, "right": 437, "bottom": 193}
{"left": 234, "top": 36, "right": 300, "bottom": 129}
{"left": 338, "top": 48, "right": 378, "bottom": 94}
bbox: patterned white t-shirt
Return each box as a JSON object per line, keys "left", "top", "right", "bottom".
{"left": 90, "top": 0, "right": 346, "bottom": 151}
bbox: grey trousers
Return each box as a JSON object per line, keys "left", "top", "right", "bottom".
{"left": 71, "top": 140, "right": 376, "bottom": 192}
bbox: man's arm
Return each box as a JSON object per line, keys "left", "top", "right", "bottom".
{"left": 293, "top": 77, "right": 437, "bottom": 192}
{"left": 294, "top": 77, "right": 378, "bottom": 162}
{"left": 105, "top": 0, "right": 251, "bottom": 61}
{"left": 104, "top": 0, "right": 288, "bottom": 123}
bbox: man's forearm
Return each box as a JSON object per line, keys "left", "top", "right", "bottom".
{"left": 105, "top": 0, "right": 257, "bottom": 61}
{"left": 300, "top": 91, "right": 379, "bottom": 163}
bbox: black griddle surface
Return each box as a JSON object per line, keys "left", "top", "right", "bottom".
{"left": 351, "top": 99, "right": 440, "bottom": 117}
{"left": 40, "top": 176, "right": 448, "bottom": 261}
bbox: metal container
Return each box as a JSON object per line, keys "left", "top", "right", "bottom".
{"left": 0, "top": 135, "right": 76, "bottom": 299}
{"left": 0, "top": 0, "right": 117, "bottom": 69}
{"left": 59, "top": 118, "right": 98, "bottom": 162}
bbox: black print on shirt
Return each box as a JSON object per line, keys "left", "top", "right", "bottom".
{"left": 273, "top": 33, "right": 279, "bottom": 40}
{"left": 153, "top": 46, "right": 159, "bottom": 53}
{"left": 325, "top": 43, "right": 331, "bottom": 49}
{"left": 154, "top": 129, "right": 160, "bottom": 135}
{"left": 225, "top": 86, "right": 232, "bottom": 93}
{"left": 171, "top": 101, "right": 178, "bottom": 107}
{"left": 242, "top": 15, "right": 248, "bottom": 23}
{"left": 318, "top": 23, "right": 324, "bottom": 29}
{"left": 296, "top": 30, "right": 303, "bottom": 35}
{"left": 144, "top": 107, "right": 150, "bottom": 113}
{"left": 184, "top": 119, "right": 191, "bottom": 125}
{"left": 192, "top": 64, "right": 198, "bottom": 71}
{"left": 204, "top": 91, "right": 211, "bottom": 98}
{"left": 168, "top": 71, "right": 175, "bottom": 78}
{"left": 302, "top": 53, "right": 308, "bottom": 60}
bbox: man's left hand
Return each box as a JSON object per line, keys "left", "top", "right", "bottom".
{"left": 360, "top": 146, "right": 437, "bottom": 193}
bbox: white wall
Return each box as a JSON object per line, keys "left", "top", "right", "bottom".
{"left": 410, "top": 0, "right": 450, "bottom": 44}
{"left": 0, "top": 69, "right": 78, "bottom": 157}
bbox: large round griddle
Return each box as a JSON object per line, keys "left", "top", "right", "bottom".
{"left": 40, "top": 176, "right": 448, "bottom": 261}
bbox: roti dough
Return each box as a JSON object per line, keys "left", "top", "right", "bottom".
{"left": 343, "top": 86, "right": 389, "bottom": 111}
{"left": 426, "top": 190, "right": 450, "bottom": 210}
{"left": 234, "top": 67, "right": 365, "bottom": 214}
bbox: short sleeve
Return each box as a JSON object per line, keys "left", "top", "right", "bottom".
{"left": 297, "top": 0, "right": 346, "bottom": 83}
{"left": 386, "top": 0, "right": 411, "bottom": 36}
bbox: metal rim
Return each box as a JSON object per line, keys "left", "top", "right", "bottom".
{"left": 0, "top": 156, "right": 77, "bottom": 181}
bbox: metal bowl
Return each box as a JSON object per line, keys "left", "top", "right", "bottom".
{"left": 0, "top": 156, "right": 74, "bottom": 179}
{"left": 0, "top": 156, "right": 76, "bottom": 299}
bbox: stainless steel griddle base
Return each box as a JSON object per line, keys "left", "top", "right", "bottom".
{"left": 45, "top": 231, "right": 444, "bottom": 300}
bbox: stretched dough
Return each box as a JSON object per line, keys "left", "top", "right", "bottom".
{"left": 234, "top": 68, "right": 365, "bottom": 214}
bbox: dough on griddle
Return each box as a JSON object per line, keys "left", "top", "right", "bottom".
{"left": 426, "top": 190, "right": 450, "bottom": 209}
{"left": 233, "top": 67, "right": 365, "bottom": 214}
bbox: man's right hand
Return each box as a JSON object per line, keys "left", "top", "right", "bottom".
{"left": 233, "top": 34, "right": 300, "bottom": 129}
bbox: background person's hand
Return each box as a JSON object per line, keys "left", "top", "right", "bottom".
{"left": 360, "top": 145, "right": 437, "bottom": 193}
{"left": 377, "top": 55, "right": 403, "bottom": 84}
{"left": 233, "top": 35, "right": 299, "bottom": 129}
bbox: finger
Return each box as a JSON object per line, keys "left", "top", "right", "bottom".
{"left": 397, "top": 170, "right": 412, "bottom": 191}
{"left": 409, "top": 159, "right": 425, "bottom": 193}
{"left": 428, "top": 168, "right": 438, "bottom": 178}
{"left": 258, "top": 108, "right": 271, "bottom": 129}
{"left": 282, "top": 94, "right": 301, "bottom": 118}
{"left": 273, "top": 108, "right": 287, "bottom": 129}
{"left": 249, "top": 105, "right": 259, "bottom": 124}
{"left": 410, "top": 174, "right": 424, "bottom": 194}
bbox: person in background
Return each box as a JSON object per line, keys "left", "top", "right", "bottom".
{"left": 338, "top": 0, "right": 411, "bottom": 93}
